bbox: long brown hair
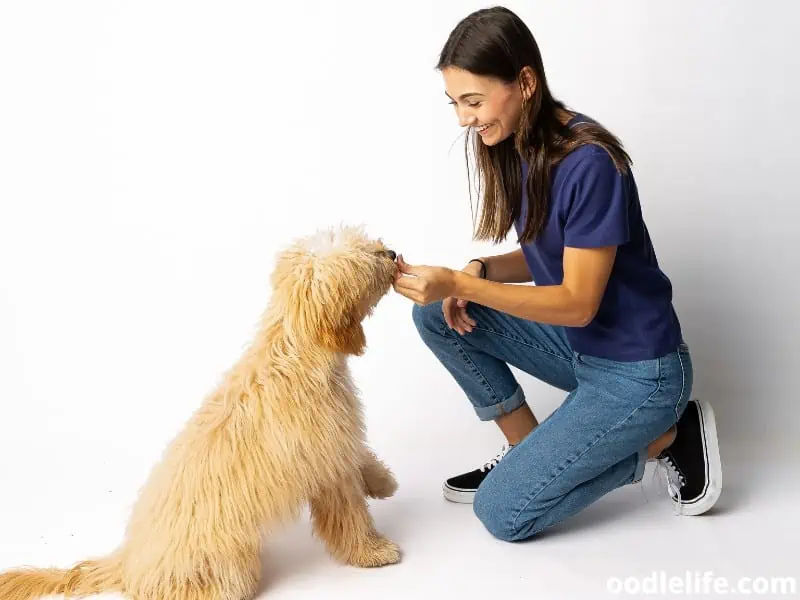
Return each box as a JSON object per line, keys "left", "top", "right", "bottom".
{"left": 437, "top": 6, "right": 632, "bottom": 244}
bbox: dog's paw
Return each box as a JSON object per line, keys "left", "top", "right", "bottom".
{"left": 363, "top": 465, "right": 398, "bottom": 499}
{"left": 348, "top": 537, "right": 401, "bottom": 568}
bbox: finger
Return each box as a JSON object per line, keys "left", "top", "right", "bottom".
{"left": 455, "top": 310, "right": 473, "bottom": 333}
{"left": 453, "top": 306, "right": 470, "bottom": 335}
{"left": 392, "top": 276, "right": 423, "bottom": 303}
{"left": 452, "top": 317, "right": 464, "bottom": 335}
{"left": 456, "top": 305, "right": 476, "bottom": 330}
{"left": 392, "top": 280, "right": 410, "bottom": 296}
{"left": 396, "top": 255, "right": 423, "bottom": 276}
{"left": 442, "top": 300, "right": 455, "bottom": 330}
{"left": 443, "top": 298, "right": 461, "bottom": 333}
{"left": 392, "top": 284, "right": 421, "bottom": 304}
{"left": 393, "top": 276, "right": 421, "bottom": 293}
{"left": 460, "top": 306, "right": 477, "bottom": 327}
{"left": 457, "top": 300, "right": 477, "bottom": 326}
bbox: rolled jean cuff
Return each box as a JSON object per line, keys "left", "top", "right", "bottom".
{"left": 631, "top": 447, "right": 648, "bottom": 484}
{"left": 473, "top": 386, "right": 526, "bottom": 421}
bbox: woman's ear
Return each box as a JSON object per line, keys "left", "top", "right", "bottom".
{"left": 519, "top": 66, "right": 536, "bottom": 101}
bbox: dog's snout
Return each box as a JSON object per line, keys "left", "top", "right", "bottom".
{"left": 385, "top": 249, "right": 396, "bottom": 261}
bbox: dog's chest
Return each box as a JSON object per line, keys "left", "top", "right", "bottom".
{"left": 280, "top": 364, "right": 363, "bottom": 436}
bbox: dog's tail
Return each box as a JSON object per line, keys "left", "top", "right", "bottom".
{"left": 0, "top": 555, "right": 123, "bottom": 600}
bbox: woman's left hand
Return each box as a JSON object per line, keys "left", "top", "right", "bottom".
{"left": 392, "top": 255, "right": 458, "bottom": 306}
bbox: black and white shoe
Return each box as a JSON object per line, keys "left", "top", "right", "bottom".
{"left": 443, "top": 444, "right": 513, "bottom": 504}
{"left": 657, "top": 398, "right": 722, "bottom": 515}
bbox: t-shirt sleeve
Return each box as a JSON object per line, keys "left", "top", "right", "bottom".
{"left": 563, "top": 149, "right": 630, "bottom": 248}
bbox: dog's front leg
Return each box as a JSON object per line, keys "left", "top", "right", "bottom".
{"left": 310, "top": 473, "right": 401, "bottom": 568}
{"left": 361, "top": 448, "right": 398, "bottom": 499}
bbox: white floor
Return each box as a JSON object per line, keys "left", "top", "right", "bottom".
{"left": 0, "top": 439, "right": 797, "bottom": 600}
{"left": 258, "top": 455, "right": 799, "bottom": 600}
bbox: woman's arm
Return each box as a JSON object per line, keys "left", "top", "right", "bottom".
{"left": 457, "top": 246, "right": 615, "bottom": 326}
{"left": 393, "top": 146, "right": 631, "bottom": 326}
{"left": 394, "top": 246, "right": 616, "bottom": 328}
{"left": 479, "top": 248, "right": 533, "bottom": 283}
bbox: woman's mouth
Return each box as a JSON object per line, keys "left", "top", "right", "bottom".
{"left": 476, "top": 124, "right": 493, "bottom": 135}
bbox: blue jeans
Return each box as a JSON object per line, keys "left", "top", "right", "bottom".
{"left": 412, "top": 300, "right": 693, "bottom": 541}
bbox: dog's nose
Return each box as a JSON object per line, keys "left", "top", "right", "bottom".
{"left": 385, "top": 249, "right": 396, "bottom": 261}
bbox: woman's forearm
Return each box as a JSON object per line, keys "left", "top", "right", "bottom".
{"left": 480, "top": 249, "right": 533, "bottom": 283}
{"left": 453, "top": 273, "right": 593, "bottom": 327}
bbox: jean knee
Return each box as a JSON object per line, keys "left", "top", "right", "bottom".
{"left": 473, "top": 482, "right": 521, "bottom": 542}
{"left": 411, "top": 301, "right": 445, "bottom": 340}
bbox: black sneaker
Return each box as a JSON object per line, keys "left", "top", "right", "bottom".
{"left": 443, "top": 444, "right": 512, "bottom": 503}
{"left": 657, "top": 398, "right": 722, "bottom": 515}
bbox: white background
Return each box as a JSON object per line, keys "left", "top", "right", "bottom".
{"left": 1, "top": 1, "right": 798, "bottom": 598}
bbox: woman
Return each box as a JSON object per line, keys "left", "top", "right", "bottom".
{"left": 392, "top": 6, "right": 722, "bottom": 541}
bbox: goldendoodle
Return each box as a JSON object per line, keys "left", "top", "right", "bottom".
{"left": 0, "top": 225, "right": 401, "bottom": 600}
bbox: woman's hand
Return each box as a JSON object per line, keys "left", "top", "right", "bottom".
{"left": 442, "top": 261, "right": 482, "bottom": 334}
{"left": 392, "top": 255, "right": 459, "bottom": 307}
{"left": 393, "top": 256, "right": 480, "bottom": 335}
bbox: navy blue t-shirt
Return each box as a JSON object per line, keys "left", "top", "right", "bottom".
{"left": 514, "top": 115, "right": 682, "bottom": 361}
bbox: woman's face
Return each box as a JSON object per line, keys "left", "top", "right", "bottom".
{"left": 442, "top": 66, "right": 526, "bottom": 146}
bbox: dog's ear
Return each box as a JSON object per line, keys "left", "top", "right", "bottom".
{"left": 284, "top": 263, "right": 367, "bottom": 356}
{"left": 317, "top": 313, "right": 366, "bottom": 356}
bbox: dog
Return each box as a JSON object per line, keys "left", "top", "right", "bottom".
{"left": 0, "top": 225, "right": 401, "bottom": 600}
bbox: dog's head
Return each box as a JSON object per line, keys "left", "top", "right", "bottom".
{"left": 271, "top": 225, "right": 398, "bottom": 355}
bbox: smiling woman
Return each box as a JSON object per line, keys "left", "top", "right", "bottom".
{"left": 443, "top": 72, "right": 520, "bottom": 144}
{"left": 392, "top": 5, "right": 722, "bottom": 541}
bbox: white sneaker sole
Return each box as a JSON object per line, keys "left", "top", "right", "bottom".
{"left": 443, "top": 483, "right": 476, "bottom": 504}
{"left": 674, "top": 398, "right": 723, "bottom": 515}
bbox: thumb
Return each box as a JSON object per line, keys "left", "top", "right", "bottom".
{"left": 457, "top": 298, "right": 467, "bottom": 307}
{"left": 397, "top": 255, "right": 422, "bottom": 276}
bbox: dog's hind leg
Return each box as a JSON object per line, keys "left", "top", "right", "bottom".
{"left": 209, "top": 545, "right": 262, "bottom": 600}
{"left": 309, "top": 473, "right": 401, "bottom": 568}
{"left": 125, "top": 545, "right": 261, "bottom": 600}
{"left": 361, "top": 448, "right": 398, "bottom": 499}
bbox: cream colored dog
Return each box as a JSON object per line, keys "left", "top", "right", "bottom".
{"left": 0, "top": 225, "right": 401, "bottom": 600}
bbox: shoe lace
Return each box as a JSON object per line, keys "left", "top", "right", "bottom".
{"left": 480, "top": 444, "right": 512, "bottom": 472}
{"left": 653, "top": 453, "right": 685, "bottom": 516}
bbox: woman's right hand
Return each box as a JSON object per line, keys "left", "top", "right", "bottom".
{"left": 443, "top": 261, "right": 483, "bottom": 335}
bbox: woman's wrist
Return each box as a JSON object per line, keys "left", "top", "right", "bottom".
{"left": 451, "top": 268, "right": 473, "bottom": 298}
{"left": 467, "top": 258, "right": 488, "bottom": 279}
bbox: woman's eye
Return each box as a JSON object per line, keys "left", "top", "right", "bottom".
{"left": 468, "top": 102, "right": 482, "bottom": 108}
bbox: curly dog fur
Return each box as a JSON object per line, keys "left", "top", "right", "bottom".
{"left": 0, "top": 225, "right": 401, "bottom": 599}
